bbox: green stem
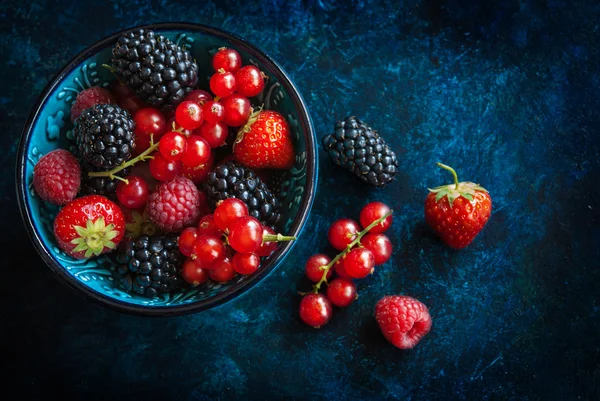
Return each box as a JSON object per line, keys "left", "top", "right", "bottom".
{"left": 88, "top": 141, "right": 159, "bottom": 180}
{"left": 436, "top": 162, "right": 459, "bottom": 190}
{"left": 312, "top": 209, "right": 393, "bottom": 293}
{"left": 263, "top": 233, "right": 296, "bottom": 243}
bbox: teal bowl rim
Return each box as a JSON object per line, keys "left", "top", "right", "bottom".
{"left": 15, "top": 22, "right": 318, "bottom": 316}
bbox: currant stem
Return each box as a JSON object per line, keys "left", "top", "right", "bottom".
{"left": 312, "top": 209, "right": 393, "bottom": 293}
{"left": 436, "top": 162, "right": 459, "bottom": 190}
{"left": 263, "top": 233, "right": 297, "bottom": 243}
{"left": 88, "top": 141, "right": 159, "bottom": 179}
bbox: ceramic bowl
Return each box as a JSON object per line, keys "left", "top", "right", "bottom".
{"left": 16, "top": 23, "right": 317, "bottom": 316}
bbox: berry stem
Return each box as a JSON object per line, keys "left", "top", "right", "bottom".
{"left": 263, "top": 233, "right": 297, "bottom": 243}
{"left": 312, "top": 210, "right": 393, "bottom": 293}
{"left": 88, "top": 140, "right": 159, "bottom": 180}
{"left": 436, "top": 162, "right": 459, "bottom": 189}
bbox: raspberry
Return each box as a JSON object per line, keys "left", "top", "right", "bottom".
{"left": 33, "top": 149, "right": 81, "bottom": 206}
{"left": 146, "top": 176, "right": 203, "bottom": 232}
{"left": 70, "top": 86, "right": 116, "bottom": 122}
{"left": 375, "top": 295, "right": 432, "bottom": 349}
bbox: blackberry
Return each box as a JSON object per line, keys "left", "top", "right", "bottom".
{"left": 205, "top": 161, "right": 282, "bottom": 229}
{"left": 322, "top": 116, "right": 398, "bottom": 187}
{"left": 80, "top": 166, "right": 131, "bottom": 201}
{"left": 74, "top": 104, "right": 135, "bottom": 171}
{"left": 113, "top": 234, "right": 184, "bottom": 298}
{"left": 268, "top": 170, "right": 290, "bottom": 200}
{"left": 111, "top": 29, "right": 199, "bottom": 114}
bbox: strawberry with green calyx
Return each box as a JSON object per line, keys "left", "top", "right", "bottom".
{"left": 53, "top": 195, "right": 126, "bottom": 259}
{"left": 425, "top": 163, "right": 492, "bottom": 249}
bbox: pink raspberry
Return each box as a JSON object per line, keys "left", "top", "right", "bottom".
{"left": 146, "top": 176, "right": 203, "bottom": 232}
{"left": 70, "top": 86, "right": 115, "bottom": 122}
{"left": 33, "top": 149, "right": 81, "bottom": 206}
{"left": 375, "top": 295, "right": 432, "bottom": 349}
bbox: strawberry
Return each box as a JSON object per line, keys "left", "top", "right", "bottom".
{"left": 424, "top": 163, "right": 492, "bottom": 249}
{"left": 53, "top": 195, "right": 125, "bottom": 259}
{"left": 233, "top": 110, "right": 295, "bottom": 169}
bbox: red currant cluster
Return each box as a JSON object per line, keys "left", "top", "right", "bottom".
{"left": 299, "top": 202, "right": 393, "bottom": 328}
{"left": 176, "top": 198, "right": 294, "bottom": 285}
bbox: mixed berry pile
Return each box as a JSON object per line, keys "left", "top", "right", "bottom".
{"left": 34, "top": 29, "right": 297, "bottom": 298}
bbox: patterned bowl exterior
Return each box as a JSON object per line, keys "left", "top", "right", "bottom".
{"left": 16, "top": 23, "right": 317, "bottom": 316}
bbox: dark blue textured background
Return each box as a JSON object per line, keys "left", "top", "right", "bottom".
{"left": 3, "top": 0, "right": 600, "bottom": 399}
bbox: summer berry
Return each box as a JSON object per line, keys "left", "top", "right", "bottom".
{"left": 159, "top": 131, "right": 187, "bottom": 162}
{"left": 146, "top": 176, "right": 202, "bottom": 232}
{"left": 343, "top": 247, "right": 375, "bottom": 279}
{"left": 232, "top": 252, "right": 260, "bottom": 275}
{"left": 202, "top": 100, "right": 225, "bottom": 124}
{"left": 235, "top": 65, "right": 265, "bottom": 97}
{"left": 209, "top": 257, "right": 236, "bottom": 282}
{"left": 255, "top": 226, "right": 277, "bottom": 257}
{"left": 53, "top": 195, "right": 125, "bottom": 259}
{"left": 181, "top": 258, "right": 209, "bottom": 286}
{"left": 360, "top": 202, "right": 392, "bottom": 233}
{"left": 221, "top": 94, "right": 251, "bottom": 127}
{"left": 192, "top": 234, "right": 226, "bottom": 265}
{"left": 210, "top": 69, "right": 237, "bottom": 98}
{"left": 199, "top": 121, "right": 228, "bottom": 148}
{"left": 425, "top": 163, "right": 492, "bottom": 249}
{"left": 212, "top": 48, "right": 242, "bottom": 73}
{"left": 375, "top": 295, "right": 432, "bottom": 349}
{"left": 326, "top": 278, "right": 357, "bottom": 307}
{"left": 175, "top": 100, "right": 204, "bottom": 130}
{"left": 178, "top": 227, "right": 199, "bottom": 257}
{"left": 70, "top": 86, "right": 115, "bottom": 122}
{"left": 214, "top": 198, "right": 249, "bottom": 232}
{"left": 198, "top": 214, "right": 223, "bottom": 237}
{"left": 327, "top": 218, "right": 361, "bottom": 251}
{"left": 305, "top": 254, "right": 333, "bottom": 283}
{"left": 134, "top": 108, "right": 167, "bottom": 141}
{"left": 149, "top": 153, "right": 182, "bottom": 182}
{"left": 334, "top": 258, "right": 352, "bottom": 279}
{"left": 33, "top": 149, "right": 81, "bottom": 206}
{"left": 116, "top": 175, "right": 149, "bottom": 209}
{"left": 181, "top": 136, "right": 211, "bottom": 167}
{"left": 228, "top": 216, "right": 263, "bottom": 253}
{"left": 184, "top": 89, "right": 213, "bottom": 106}
{"left": 233, "top": 110, "right": 295, "bottom": 169}
{"left": 362, "top": 233, "right": 392, "bottom": 265}
{"left": 181, "top": 154, "right": 214, "bottom": 184}
{"left": 299, "top": 293, "right": 333, "bottom": 328}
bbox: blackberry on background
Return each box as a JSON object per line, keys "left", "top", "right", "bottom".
{"left": 114, "top": 234, "right": 184, "bottom": 298}
{"left": 74, "top": 104, "right": 135, "bottom": 171}
{"left": 111, "top": 29, "right": 199, "bottom": 114}
{"left": 205, "top": 161, "right": 282, "bottom": 229}
{"left": 322, "top": 116, "right": 398, "bottom": 187}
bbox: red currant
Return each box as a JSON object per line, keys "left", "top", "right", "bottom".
{"left": 361, "top": 233, "right": 392, "bottom": 265}
{"left": 235, "top": 65, "right": 265, "bottom": 97}
{"left": 343, "top": 248, "right": 375, "bottom": 279}
{"left": 202, "top": 100, "right": 225, "bottom": 124}
{"left": 178, "top": 227, "right": 199, "bottom": 257}
{"left": 214, "top": 198, "right": 248, "bottom": 232}
{"left": 209, "top": 257, "right": 236, "bottom": 282}
{"left": 134, "top": 108, "right": 167, "bottom": 139}
{"left": 328, "top": 219, "right": 361, "bottom": 251}
{"left": 198, "top": 214, "right": 223, "bottom": 236}
{"left": 221, "top": 94, "right": 251, "bottom": 127}
{"left": 192, "top": 235, "right": 226, "bottom": 266}
{"left": 181, "top": 135, "right": 211, "bottom": 167}
{"left": 359, "top": 202, "right": 392, "bottom": 233}
{"left": 210, "top": 70, "right": 236, "bottom": 98}
{"left": 299, "top": 293, "right": 333, "bottom": 328}
{"left": 334, "top": 258, "right": 352, "bottom": 279}
{"left": 199, "top": 121, "right": 228, "bottom": 148}
{"left": 326, "top": 278, "right": 357, "bottom": 307}
{"left": 228, "top": 216, "right": 262, "bottom": 253}
{"left": 158, "top": 131, "right": 187, "bottom": 161}
{"left": 181, "top": 154, "right": 214, "bottom": 184}
{"left": 184, "top": 89, "right": 213, "bottom": 106}
{"left": 212, "top": 48, "right": 242, "bottom": 73}
{"left": 116, "top": 175, "right": 149, "bottom": 209}
{"left": 181, "top": 258, "right": 210, "bottom": 286}
{"left": 232, "top": 252, "right": 260, "bottom": 275}
{"left": 149, "top": 153, "right": 182, "bottom": 181}
{"left": 255, "top": 226, "right": 277, "bottom": 257}
{"left": 305, "top": 254, "right": 333, "bottom": 283}
{"left": 166, "top": 117, "right": 197, "bottom": 137}
{"left": 175, "top": 100, "right": 204, "bottom": 130}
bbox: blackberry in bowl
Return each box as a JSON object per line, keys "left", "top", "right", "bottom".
{"left": 15, "top": 23, "right": 317, "bottom": 316}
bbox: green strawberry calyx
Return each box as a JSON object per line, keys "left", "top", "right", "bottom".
{"left": 125, "top": 210, "right": 156, "bottom": 238}
{"left": 428, "top": 163, "right": 488, "bottom": 208}
{"left": 70, "top": 216, "right": 119, "bottom": 258}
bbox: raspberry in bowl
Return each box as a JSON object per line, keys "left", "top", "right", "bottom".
{"left": 15, "top": 23, "right": 317, "bottom": 316}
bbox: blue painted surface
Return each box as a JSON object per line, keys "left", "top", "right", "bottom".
{"left": 2, "top": 0, "right": 599, "bottom": 399}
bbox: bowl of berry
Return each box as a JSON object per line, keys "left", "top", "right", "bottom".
{"left": 16, "top": 23, "right": 317, "bottom": 316}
